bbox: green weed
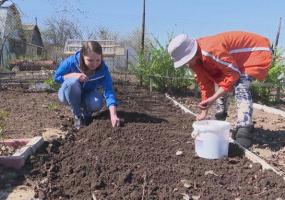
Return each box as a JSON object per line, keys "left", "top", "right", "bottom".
{"left": 47, "top": 102, "right": 59, "bottom": 111}
{"left": 0, "top": 110, "right": 9, "bottom": 141}
{"left": 44, "top": 76, "right": 60, "bottom": 91}
{"left": 132, "top": 35, "right": 195, "bottom": 92}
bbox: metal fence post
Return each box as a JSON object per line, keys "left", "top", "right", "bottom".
{"left": 149, "top": 76, "right": 152, "bottom": 93}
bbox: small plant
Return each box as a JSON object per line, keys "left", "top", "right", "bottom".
{"left": 47, "top": 102, "right": 59, "bottom": 111}
{"left": 251, "top": 82, "right": 274, "bottom": 105}
{"left": 251, "top": 48, "right": 285, "bottom": 105}
{"left": 0, "top": 127, "right": 4, "bottom": 141}
{"left": 44, "top": 76, "right": 60, "bottom": 91}
{"left": 132, "top": 36, "right": 195, "bottom": 92}
{"left": 0, "top": 110, "right": 9, "bottom": 124}
{"left": 0, "top": 110, "right": 9, "bottom": 141}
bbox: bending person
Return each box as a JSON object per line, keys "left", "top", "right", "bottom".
{"left": 54, "top": 41, "right": 120, "bottom": 129}
{"left": 168, "top": 31, "right": 272, "bottom": 148}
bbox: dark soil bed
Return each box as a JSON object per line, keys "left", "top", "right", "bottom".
{"left": 0, "top": 89, "right": 71, "bottom": 139}
{"left": 22, "top": 81, "right": 285, "bottom": 199}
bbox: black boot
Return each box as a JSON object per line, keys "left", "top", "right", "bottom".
{"left": 215, "top": 111, "right": 227, "bottom": 121}
{"left": 235, "top": 125, "right": 254, "bottom": 148}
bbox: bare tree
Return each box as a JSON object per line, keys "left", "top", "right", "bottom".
{"left": 122, "top": 28, "right": 152, "bottom": 55}
{"left": 41, "top": 17, "right": 82, "bottom": 48}
{"left": 120, "top": 28, "right": 152, "bottom": 67}
{"left": 88, "top": 26, "right": 119, "bottom": 41}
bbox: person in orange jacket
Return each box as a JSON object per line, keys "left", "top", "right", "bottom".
{"left": 168, "top": 31, "right": 273, "bottom": 148}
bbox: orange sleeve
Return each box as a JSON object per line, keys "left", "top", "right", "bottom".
{"left": 209, "top": 50, "right": 241, "bottom": 92}
{"left": 191, "top": 64, "right": 215, "bottom": 101}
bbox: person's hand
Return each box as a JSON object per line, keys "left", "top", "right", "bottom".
{"left": 77, "top": 73, "right": 88, "bottom": 82}
{"left": 64, "top": 72, "right": 88, "bottom": 82}
{"left": 198, "top": 96, "right": 215, "bottom": 110}
{"left": 196, "top": 109, "right": 207, "bottom": 120}
{"left": 111, "top": 114, "right": 120, "bottom": 127}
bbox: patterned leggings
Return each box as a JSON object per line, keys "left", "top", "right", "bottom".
{"left": 216, "top": 74, "right": 253, "bottom": 128}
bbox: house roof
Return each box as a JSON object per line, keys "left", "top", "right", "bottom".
{"left": 22, "top": 24, "right": 35, "bottom": 42}
{"left": 22, "top": 24, "right": 44, "bottom": 47}
{"left": 22, "top": 24, "right": 35, "bottom": 31}
{"left": 0, "top": 1, "right": 13, "bottom": 8}
{"left": 22, "top": 24, "right": 37, "bottom": 41}
{"left": 0, "top": 9, "right": 7, "bottom": 38}
{"left": 0, "top": 1, "right": 21, "bottom": 38}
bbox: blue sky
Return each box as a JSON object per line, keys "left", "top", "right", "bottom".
{"left": 12, "top": 0, "right": 285, "bottom": 47}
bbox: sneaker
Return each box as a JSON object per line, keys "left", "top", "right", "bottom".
{"left": 214, "top": 111, "right": 227, "bottom": 121}
{"left": 83, "top": 116, "right": 93, "bottom": 126}
{"left": 235, "top": 125, "right": 254, "bottom": 148}
{"left": 74, "top": 116, "right": 84, "bottom": 130}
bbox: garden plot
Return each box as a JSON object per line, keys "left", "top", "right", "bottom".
{"left": 170, "top": 92, "right": 285, "bottom": 176}
{"left": 0, "top": 88, "right": 71, "bottom": 193}
{"left": 21, "top": 80, "right": 285, "bottom": 199}
{"left": 0, "top": 90, "right": 71, "bottom": 139}
{"left": 0, "top": 78, "right": 285, "bottom": 199}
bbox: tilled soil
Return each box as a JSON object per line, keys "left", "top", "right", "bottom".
{"left": 170, "top": 91, "right": 285, "bottom": 176}
{"left": 0, "top": 89, "right": 71, "bottom": 139}
{"left": 23, "top": 81, "right": 285, "bottom": 199}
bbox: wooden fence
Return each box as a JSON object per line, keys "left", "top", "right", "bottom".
{"left": 0, "top": 70, "right": 53, "bottom": 88}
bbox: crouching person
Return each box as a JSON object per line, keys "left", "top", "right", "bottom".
{"left": 167, "top": 31, "right": 272, "bottom": 148}
{"left": 54, "top": 41, "right": 120, "bottom": 129}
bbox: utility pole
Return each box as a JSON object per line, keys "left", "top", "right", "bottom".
{"left": 274, "top": 17, "right": 282, "bottom": 55}
{"left": 141, "top": 0, "right": 145, "bottom": 53}
{"left": 274, "top": 17, "right": 282, "bottom": 103}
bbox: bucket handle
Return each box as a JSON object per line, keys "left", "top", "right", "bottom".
{"left": 191, "top": 130, "right": 199, "bottom": 139}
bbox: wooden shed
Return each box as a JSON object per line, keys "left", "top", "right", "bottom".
{"left": 22, "top": 24, "right": 44, "bottom": 57}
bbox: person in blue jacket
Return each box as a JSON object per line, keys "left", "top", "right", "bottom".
{"left": 54, "top": 41, "right": 120, "bottom": 129}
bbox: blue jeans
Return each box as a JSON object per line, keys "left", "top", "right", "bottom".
{"left": 216, "top": 74, "right": 253, "bottom": 128}
{"left": 58, "top": 78, "right": 103, "bottom": 118}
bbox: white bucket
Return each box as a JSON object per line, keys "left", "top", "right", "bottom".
{"left": 192, "top": 120, "right": 231, "bottom": 159}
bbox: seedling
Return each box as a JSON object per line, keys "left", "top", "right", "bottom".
{"left": 0, "top": 110, "right": 9, "bottom": 154}
{"left": 44, "top": 76, "right": 60, "bottom": 91}
{"left": 47, "top": 102, "right": 59, "bottom": 111}
{"left": 0, "top": 110, "right": 9, "bottom": 141}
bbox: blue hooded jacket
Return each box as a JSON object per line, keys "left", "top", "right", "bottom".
{"left": 54, "top": 51, "right": 117, "bottom": 108}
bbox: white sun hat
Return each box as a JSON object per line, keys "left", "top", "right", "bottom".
{"left": 167, "top": 34, "right": 198, "bottom": 68}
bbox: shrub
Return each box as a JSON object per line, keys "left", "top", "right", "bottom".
{"left": 132, "top": 37, "right": 194, "bottom": 92}
{"left": 251, "top": 48, "right": 285, "bottom": 104}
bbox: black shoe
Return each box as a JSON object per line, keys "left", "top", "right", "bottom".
{"left": 235, "top": 125, "right": 254, "bottom": 148}
{"left": 230, "top": 127, "right": 238, "bottom": 140}
{"left": 215, "top": 111, "right": 227, "bottom": 121}
{"left": 83, "top": 116, "right": 93, "bottom": 126}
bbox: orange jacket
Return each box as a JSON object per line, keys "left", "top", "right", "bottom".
{"left": 191, "top": 31, "right": 272, "bottom": 100}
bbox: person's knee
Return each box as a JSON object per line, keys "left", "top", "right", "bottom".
{"left": 58, "top": 78, "right": 81, "bottom": 104}
{"left": 66, "top": 78, "right": 81, "bottom": 90}
{"left": 85, "top": 95, "right": 103, "bottom": 112}
{"left": 58, "top": 89, "right": 66, "bottom": 104}
{"left": 63, "top": 78, "right": 82, "bottom": 97}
